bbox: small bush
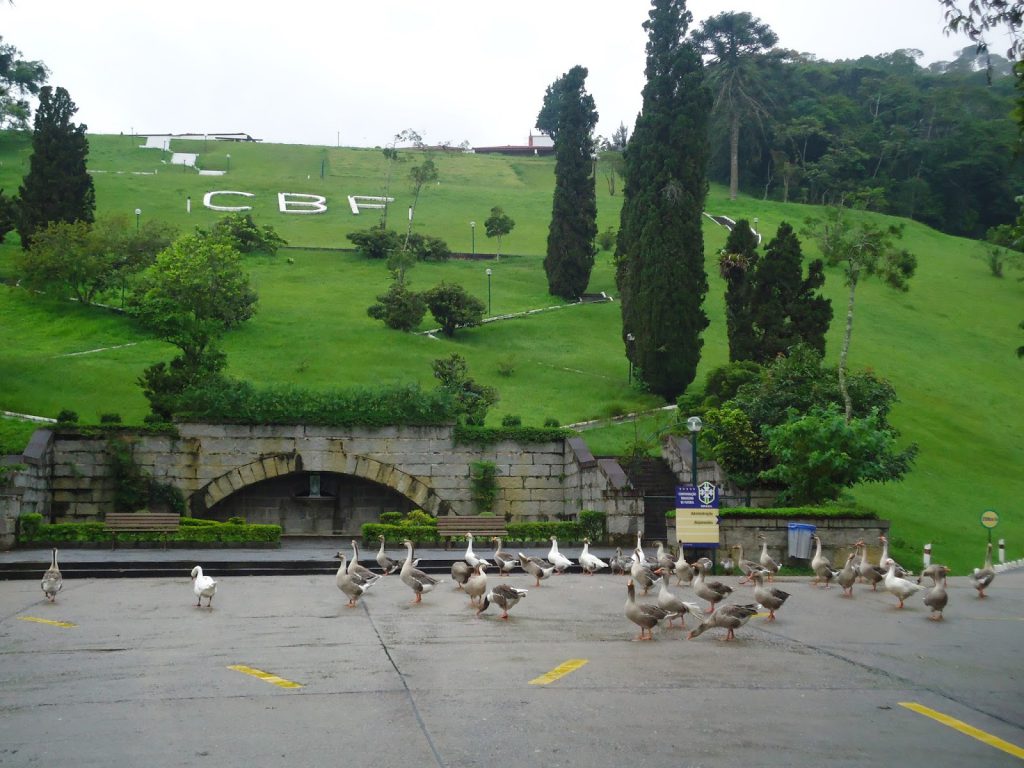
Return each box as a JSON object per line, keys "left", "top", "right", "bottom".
{"left": 99, "top": 413, "right": 122, "bottom": 424}
{"left": 501, "top": 414, "right": 522, "bottom": 427}
{"left": 379, "top": 511, "right": 403, "bottom": 525}
{"left": 403, "top": 510, "right": 436, "bottom": 527}
{"left": 56, "top": 409, "right": 79, "bottom": 424}
{"left": 506, "top": 520, "right": 582, "bottom": 543}
{"left": 579, "top": 510, "right": 606, "bottom": 541}
{"left": 362, "top": 523, "right": 439, "bottom": 544}
{"left": 497, "top": 357, "right": 516, "bottom": 377}
{"left": 543, "top": 417, "right": 561, "bottom": 428}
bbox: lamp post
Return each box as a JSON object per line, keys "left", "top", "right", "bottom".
{"left": 626, "top": 332, "right": 635, "bottom": 385}
{"left": 485, "top": 268, "right": 492, "bottom": 314}
{"left": 135, "top": 208, "right": 141, "bottom": 232}
{"left": 686, "top": 415, "right": 703, "bottom": 487}
{"left": 470, "top": 221, "right": 476, "bottom": 256}
{"left": 226, "top": 153, "right": 231, "bottom": 172}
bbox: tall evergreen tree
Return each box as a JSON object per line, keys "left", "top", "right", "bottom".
{"left": 16, "top": 86, "right": 94, "bottom": 249}
{"left": 616, "top": 0, "right": 711, "bottom": 400}
{"left": 541, "top": 65, "right": 599, "bottom": 300}
{"left": 718, "top": 219, "right": 760, "bottom": 361}
{"left": 748, "top": 222, "right": 832, "bottom": 362}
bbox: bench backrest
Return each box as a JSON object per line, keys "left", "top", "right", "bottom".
{"left": 104, "top": 512, "right": 181, "bottom": 531}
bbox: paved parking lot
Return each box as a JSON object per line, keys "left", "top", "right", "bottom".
{"left": 1, "top": 568, "right": 1022, "bottom": 768}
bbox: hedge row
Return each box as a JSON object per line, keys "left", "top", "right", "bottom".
{"left": 362, "top": 520, "right": 586, "bottom": 545}
{"left": 17, "top": 513, "right": 281, "bottom": 545}
{"left": 666, "top": 504, "right": 878, "bottom": 520}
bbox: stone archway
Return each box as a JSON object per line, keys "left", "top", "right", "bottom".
{"left": 190, "top": 450, "right": 452, "bottom": 518}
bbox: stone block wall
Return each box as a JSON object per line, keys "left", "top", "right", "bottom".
{"left": 717, "top": 517, "right": 892, "bottom": 567}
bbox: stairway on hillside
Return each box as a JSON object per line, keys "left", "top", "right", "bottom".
{"left": 610, "top": 457, "right": 681, "bottom": 545}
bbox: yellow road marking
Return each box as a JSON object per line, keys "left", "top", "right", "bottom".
{"left": 19, "top": 616, "right": 76, "bottom": 628}
{"left": 227, "top": 664, "right": 302, "bottom": 689}
{"left": 530, "top": 659, "right": 588, "bottom": 685}
{"left": 900, "top": 702, "right": 1024, "bottom": 759}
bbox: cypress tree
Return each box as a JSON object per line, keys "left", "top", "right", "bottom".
{"left": 616, "top": 0, "right": 711, "bottom": 400}
{"left": 718, "top": 218, "right": 760, "bottom": 361}
{"left": 17, "top": 86, "right": 95, "bottom": 249}
{"left": 542, "top": 65, "right": 598, "bottom": 300}
{"left": 748, "top": 222, "right": 832, "bottom": 361}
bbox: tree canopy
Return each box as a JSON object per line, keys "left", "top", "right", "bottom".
{"left": 0, "top": 37, "right": 48, "bottom": 130}
{"left": 541, "top": 65, "right": 599, "bottom": 300}
{"left": 616, "top": 0, "right": 711, "bottom": 401}
{"left": 16, "top": 86, "right": 95, "bottom": 249}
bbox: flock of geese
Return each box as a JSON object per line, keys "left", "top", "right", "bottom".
{"left": 38, "top": 530, "right": 1000, "bottom": 641}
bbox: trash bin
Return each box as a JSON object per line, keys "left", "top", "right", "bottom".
{"left": 787, "top": 523, "right": 816, "bottom": 560}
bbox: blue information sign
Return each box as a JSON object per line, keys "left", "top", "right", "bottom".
{"left": 676, "top": 482, "right": 720, "bottom": 509}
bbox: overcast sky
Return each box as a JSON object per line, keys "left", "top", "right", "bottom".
{"left": 4, "top": 0, "right": 979, "bottom": 148}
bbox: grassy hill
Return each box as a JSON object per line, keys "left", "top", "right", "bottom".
{"left": 1, "top": 132, "right": 1021, "bottom": 572}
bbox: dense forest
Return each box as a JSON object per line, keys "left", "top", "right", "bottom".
{"left": 698, "top": 44, "right": 1022, "bottom": 239}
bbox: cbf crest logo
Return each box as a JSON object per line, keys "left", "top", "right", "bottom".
{"left": 698, "top": 481, "right": 718, "bottom": 506}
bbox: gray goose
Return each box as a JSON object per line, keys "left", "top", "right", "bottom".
{"left": 490, "top": 537, "right": 519, "bottom": 576}
{"left": 732, "top": 544, "right": 764, "bottom": 585}
{"left": 856, "top": 540, "right": 886, "bottom": 590}
{"left": 451, "top": 560, "right": 472, "bottom": 590}
{"left": 970, "top": 542, "right": 996, "bottom": 598}
{"left": 624, "top": 579, "right": 670, "bottom": 641}
{"left": 810, "top": 535, "right": 838, "bottom": 589}
{"left": 654, "top": 571, "right": 703, "bottom": 629}
{"left": 335, "top": 552, "right": 381, "bottom": 607}
{"left": 922, "top": 572, "right": 949, "bottom": 621}
{"left": 757, "top": 534, "right": 781, "bottom": 581}
{"left": 518, "top": 552, "right": 555, "bottom": 586}
{"left": 629, "top": 549, "right": 659, "bottom": 595}
{"left": 477, "top": 583, "right": 528, "bottom": 619}
{"left": 692, "top": 560, "right": 733, "bottom": 613}
{"left": 836, "top": 552, "right": 858, "bottom": 597}
{"left": 41, "top": 548, "right": 62, "bottom": 603}
{"left": 400, "top": 540, "right": 442, "bottom": 603}
{"left": 655, "top": 541, "right": 677, "bottom": 573}
{"left": 349, "top": 540, "right": 377, "bottom": 581}
{"left": 375, "top": 535, "right": 400, "bottom": 575}
{"left": 917, "top": 563, "right": 951, "bottom": 586}
{"left": 687, "top": 603, "right": 759, "bottom": 641}
{"left": 609, "top": 547, "right": 632, "bottom": 575}
{"left": 463, "top": 562, "right": 489, "bottom": 607}
{"left": 751, "top": 571, "right": 790, "bottom": 621}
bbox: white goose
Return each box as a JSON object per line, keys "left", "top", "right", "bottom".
{"left": 578, "top": 538, "right": 609, "bottom": 575}
{"left": 477, "top": 583, "right": 528, "bottom": 619}
{"left": 464, "top": 533, "right": 490, "bottom": 569}
{"left": 883, "top": 558, "right": 924, "bottom": 609}
{"left": 878, "top": 535, "right": 911, "bottom": 577}
{"left": 971, "top": 542, "right": 996, "bottom": 598}
{"left": 400, "top": 540, "right": 442, "bottom": 603}
{"left": 335, "top": 552, "right": 381, "bottom": 607}
{"left": 40, "top": 548, "right": 62, "bottom": 603}
{"left": 190, "top": 565, "right": 217, "bottom": 607}
{"left": 547, "top": 536, "right": 574, "bottom": 574}
{"left": 375, "top": 535, "right": 400, "bottom": 575}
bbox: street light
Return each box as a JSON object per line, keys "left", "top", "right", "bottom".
{"left": 485, "top": 268, "right": 492, "bottom": 314}
{"left": 686, "top": 415, "right": 703, "bottom": 487}
{"left": 470, "top": 221, "right": 476, "bottom": 256}
{"left": 626, "top": 332, "right": 635, "bottom": 385}
{"left": 226, "top": 153, "right": 231, "bottom": 172}
{"left": 135, "top": 208, "right": 141, "bottom": 232}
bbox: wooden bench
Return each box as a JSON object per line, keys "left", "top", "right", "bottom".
{"left": 435, "top": 516, "right": 508, "bottom": 549}
{"left": 104, "top": 512, "right": 181, "bottom": 549}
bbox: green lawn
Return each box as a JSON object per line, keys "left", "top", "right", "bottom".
{"left": 1, "top": 132, "right": 1021, "bottom": 572}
